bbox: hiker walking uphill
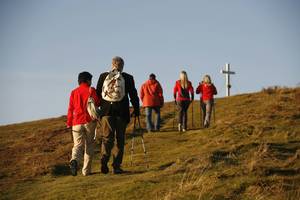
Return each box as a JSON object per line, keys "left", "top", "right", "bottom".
{"left": 196, "top": 75, "right": 217, "bottom": 128}
{"left": 96, "top": 56, "right": 140, "bottom": 174}
{"left": 173, "top": 71, "right": 194, "bottom": 132}
{"left": 67, "top": 72, "right": 100, "bottom": 176}
{"left": 140, "top": 73, "right": 164, "bottom": 133}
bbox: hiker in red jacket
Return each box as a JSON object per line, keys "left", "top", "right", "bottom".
{"left": 196, "top": 75, "right": 217, "bottom": 128}
{"left": 67, "top": 72, "right": 100, "bottom": 176}
{"left": 140, "top": 73, "right": 164, "bottom": 132}
{"left": 173, "top": 71, "right": 194, "bottom": 132}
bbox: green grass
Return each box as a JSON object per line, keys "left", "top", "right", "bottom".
{"left": 0, "top": 87, "right": 300, "bottom": 200}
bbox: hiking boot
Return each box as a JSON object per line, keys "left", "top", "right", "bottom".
{"left": 101, "top": 164, "right": 109, "bottom": 174}
{"left": 70, "top": 160, "right": 78, "bottom": 176}
{"left": 112, "top": 167, "right": 125, "bottom": 174}
{"left": 178, "top": 124, "right": 182, "bottom": 132}
{"left": 82, "top": 172, "right": 91, "bottom": 176}
{"left": 204, "top": 123, "right": 209, "bottom": 128}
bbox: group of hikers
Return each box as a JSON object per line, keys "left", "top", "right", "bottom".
{"left": 66, "top": 56, "right": 217, "bottom": 176}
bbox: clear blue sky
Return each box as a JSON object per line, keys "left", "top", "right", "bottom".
{"left": 0, "top": 0, "right": 299, "bottom": 125}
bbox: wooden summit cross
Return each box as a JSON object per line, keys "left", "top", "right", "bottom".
{"left": 220, "top": 63, "right": 236, "bottom": 97}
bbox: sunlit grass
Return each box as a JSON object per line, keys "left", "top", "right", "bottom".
{"left": 0, "top": 87, "right": 299, "bottom": 200}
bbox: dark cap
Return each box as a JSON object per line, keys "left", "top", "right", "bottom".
{"left": 78, "top": 71, "right": 92, "bottom": 84}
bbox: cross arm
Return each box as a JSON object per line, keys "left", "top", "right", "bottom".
{"left": 220, "top": 70, "right": 236, "bottom": 75}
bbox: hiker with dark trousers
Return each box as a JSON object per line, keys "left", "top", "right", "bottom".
{"left": 173, "top": 71, "right": 194, "bottom": 132}
{"left": 67, "top": 72, "right": 100, "bottom": 176}
{"left": 140, "top": 73, "right": 164, "bottom": 133}
{"left": 196, "top": 75, "right": 217, "bottom": 128}
{"left": 96, "top": 56, "right": 140, "bottom": 174}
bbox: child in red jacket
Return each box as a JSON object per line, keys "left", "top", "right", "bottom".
{"left": 67, "top": 71, "right": 100, "bottom": 176}
{"left": 196, "top": 75, "right": 217, "bottom": 128}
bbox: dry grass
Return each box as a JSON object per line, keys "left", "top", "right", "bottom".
{"left": 162, "top": 162, "right": 217, "bottom": 200}
{"left": 0, "top": 87, "right": 299, "bottom": 200}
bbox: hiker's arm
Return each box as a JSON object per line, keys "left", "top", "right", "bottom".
{"left": 173, "top": 84, "right": 177, "bottom": 100}
{"left": 190, "top": 84, "right": 194, "bottom": 101}
{"left": 67, "top": 91, "right": 74, "bottom": 127}
{"left": 213, "top": 84, "right": 218, "bottom": 95}
{"left": 196, "top": 84, "right": 202, "bottom": 94}
{"left": 140, "top": 85, "right": 144, "bottom": 102}
{"left": 96, "top": 74, "right": 104, "bottom": 98}
{"left": 158, "top": 82, "right": 164, "bottom": 106}
{"left": 128, "top": 76, "right": 140, "bottom": 116}
{"left": 91, "top": 88, "right": 100, "bottom": 106}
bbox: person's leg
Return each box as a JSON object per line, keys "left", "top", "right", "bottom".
{"left": 112, "top": 117, "right": 127, "bottom": 172}
{"left": 100, "top": 116, "right": 116, "bottom": 173}
{"left": 145, "top": 107, "right": 153, "bottom": 132}
{"left": 201, "top": 101, "right": 206, "bottom": 127}
{"left": 82, "top": 121, "right": 97, "bottom": 176}
{"left": 153, "top": 107, "right": 161, "bottom": 131}
{"left": 204, "top": 100, "right": 213, "bottom": 128}
{"left": 183, "top": 101, "right": 190, "bottom": 130}
{"left": 71, "top": 124, "right": 84, "bottom": 162}
{"left": 70, "top": 124, "right": 84, "bottom": 176}
{"left": 177, "top": 101, "right": 183, "bottom": 131}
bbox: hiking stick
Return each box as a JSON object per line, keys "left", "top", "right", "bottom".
{"left": 200, "top": 101, "right": 203, "bottom": 128}
{"left": 140, "top": 135, "right": 149, "bottom": 168}
{"left": 173, "top": 101, "right": 177, "bottom": 130}
{"left": 191, "top": 101, "right": 194, "bottom": 129}
{"left": 213, "top": 102, "right": 216, "bottom": 124}
{"left": 130, "top": 136, "right": 135, "bottom": 166}
{"left": 130, "top": 117, "right": 136, "bottom": 166}
{"left": 138, "top": 117, "right": 149, "bottom": 168}
{"left": 130, "top": 116, "right": 148, "bottom": 168}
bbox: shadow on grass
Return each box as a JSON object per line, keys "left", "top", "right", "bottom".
{"left": 51, "top": 164, "right": 71, "bottom": 176}
{"left": 90, "top": 170, "right": 148, "bottom": 176}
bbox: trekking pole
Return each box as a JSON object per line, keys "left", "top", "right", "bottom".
{"left": 191, "top": 101, "right": 194, "bottom": 129}
{"left": 130, "top": 137, "right": 135, "bottom": 166}
{"left": 200, "top": 101, "right": 203, "bottom": 128}
{"left": 213, "top": 102, "right": 216, "bottom": 124}
{"left": 137, "top": 116, "right": 148, "bottom": 168}
{"left": 130, "top": 117, "right": 137, "bottom": 166}
{"left": 130, "top": 117, "right": 148, "bottom": 168}
{"left": 172, "top": 101, "right": 176, "bottom": 130}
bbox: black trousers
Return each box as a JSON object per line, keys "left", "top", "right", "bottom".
{"left": 177, "top": 100, "right": 190, "bottom": 129}
{"left": 100, "top": 116, "right": 127, "bottom": 168}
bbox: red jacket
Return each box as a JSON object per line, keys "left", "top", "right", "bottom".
{"left": 67, "top": 83, "right": 100, "bottom": 127}
{"left": 196, "top": 83, "right": 217, "bottom": 101}
{"left": 173, "top": 80, "right": 194, "bottom": 101}
{"left": 140, "top": 79, "right": 164, "bottom": 107}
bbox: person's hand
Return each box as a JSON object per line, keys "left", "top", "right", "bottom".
{"left": 67, "top": 125, "right": 71, "bottom": 129}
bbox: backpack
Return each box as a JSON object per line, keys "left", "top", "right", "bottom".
{"left": 87, "top": 88, "right": 100, "bottom": 120}
{"left": 101, "top": 70, "right": 125, "bottom": 102}
{"left": 180, "top": 87, "right": 190, "bottom": 99}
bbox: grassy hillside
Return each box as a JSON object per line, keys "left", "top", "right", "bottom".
{"left": 0, "top": 87, "right": 299, "bottom": 200}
